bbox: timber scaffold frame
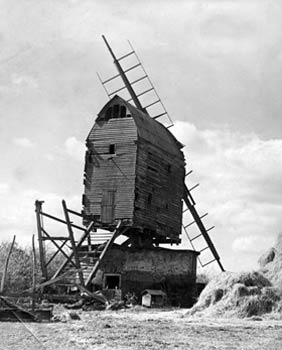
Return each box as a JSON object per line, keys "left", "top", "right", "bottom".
{"left": 35, "top": 199, "right": 126, "bottom": 292}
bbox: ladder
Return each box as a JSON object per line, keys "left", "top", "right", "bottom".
{"left": 98, "top": 36, "right": 225, "bottom": 272}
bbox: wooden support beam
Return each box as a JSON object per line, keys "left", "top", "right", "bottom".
{"left": 153, "top": 238, "right": 181, "bottom": 244}
{"left": 86, "top": 221, "right": 122, "bottom": 287}
{"left": 35, "top": 200, "right": 48, "bottom": 279}
{"left": 40, "top": 211, "right": 85, "bottom": 231}
{"left": 66, "top": 208, "right": 83, "bottom": 217}
{"left": 31, "top": 234, "right": 36, "bottom": 312}
{"left": 42, "top": 229, "right": 77, "bottom": 269}
{"left": 45, "top": 240, "right": 68, "bottom": 267}
{"left": 62, "top": 200, "right": 84, "bottom": 286}
{"left": 0, "top": 235, "right": 16, "bottom": 293}
{"left": 42, "top": 237, "right": 70, "bottom": 241}
{"left": 88, "top": 228, "right": 94, "bottom": 252}
{"left": 0, "top": 296, "right": 37, "bottom": 321}
{"left": 51, "top": 221, "right": 95, "bottom": 280}
{"left": 32, "top": 268, "right": 84, "bottom": 290}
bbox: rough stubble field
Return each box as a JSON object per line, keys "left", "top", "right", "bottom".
{"left": 1, "top": 309, "right": 282, "bottom": 350}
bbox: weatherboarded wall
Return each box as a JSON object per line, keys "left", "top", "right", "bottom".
{"left": 134, "top": 140, "right": 184, "bottom": 241}
{"left": 82, "top": 96, "right": 185, "bottom": 244}
{"left": 83, "top": 117, "right": 137, "bottom": 224}
{"left": 92, "top": 245, "right": 199, "bottom": 306}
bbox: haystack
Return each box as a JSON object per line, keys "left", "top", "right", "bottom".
{"left": 259, "top": 233, "right": 282, "bottom": 288}
{"left": 186, "top": 271, "right": 282, "bottom": 318}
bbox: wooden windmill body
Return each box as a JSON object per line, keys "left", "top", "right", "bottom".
{"left": 83, "top": 95, "right": 185, "bottom": 246}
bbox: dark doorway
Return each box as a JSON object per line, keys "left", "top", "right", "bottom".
{"left": 104, "top": 274, "right": 121, "bottom": 289}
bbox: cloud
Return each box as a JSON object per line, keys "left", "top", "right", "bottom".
{"left": 0, "top": 185, "right": 82, "bottom": 246}
{"left": 173, "top": 121, "right": 282, "bottom": 202}
{"left": 173, "top": 121, "right": 282, "bottom": 269}
{"left": 11, "top": 73, "right": 38, "bottom": 89}
{"left": 64, "top": 136, "right": 85, "bottom": 162}
{"left": 232, "top": 235, "right": 275, "bottom": 254}
{"left": 0, "top": 183, "right": 9, "bottom": 194}
{"left": 44, "top": 153, "right": 55, "bottom": 161}
{"left": 13, "top": 137, "right": 35, "bottom": 148}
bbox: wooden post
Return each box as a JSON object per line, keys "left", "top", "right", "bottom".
{"left": 31, "top": 234, "right": 36, "bottom": 312}
{"left": 0, "top": 235, "right": 16, "bottom": 294}
{"left": 62, "top": 200, "right": 85, "bottom": 286}
{"left": 35, "top": 200, "right": 48, "bottom": 279}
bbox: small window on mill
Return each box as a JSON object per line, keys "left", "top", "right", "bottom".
{"left": 120, "top": 106, "right": 126, "bottom": 118}
{"left": 113, "top": 104, "right": 120, "bottom": 118}
{"left": 109, "top": 144, "right": 116, "bottom": 154}
{"left": 104, "top": 104, "right": 130, "bottom": 120}
{"left": 105, "top": 107, "right": 112, "bottom": 120}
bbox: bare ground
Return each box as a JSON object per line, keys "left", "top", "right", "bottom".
{"left": 1, "top": 308, "right": 282, "bottom": 350}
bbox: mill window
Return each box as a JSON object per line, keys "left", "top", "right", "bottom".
{"left": 105, "top": 107, "right": 112, "bottom": 120}
{"left": 113, "top": 104, "right": 120, "bottom": 118}
{"left": 147, "top": 193, "right": 152, "bottom": 205}
{"left": 104, "top": 104, "right": 130, "bottom": 120}
{"left": 109, "top": 144, "right": 116, "bottom": 154}
{"left": 120, "top": 106, "right": 126, "bottom": 118}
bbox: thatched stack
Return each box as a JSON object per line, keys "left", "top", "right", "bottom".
{"left": 259, "top": 233, "right": 282, "bottom": 288}
{"left": 187, "top": 233, "right": 282, "bottom": 318}
{"left": 187, "top": 271, "right": 282, "bottom": 318}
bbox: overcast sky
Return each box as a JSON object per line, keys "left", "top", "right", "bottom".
{"left": 1, "top": 0, "right": 282, "bottom": 273}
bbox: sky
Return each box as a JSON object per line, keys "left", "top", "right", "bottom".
{"left": 1, "top": 0, "right": 282, "bottom": 273}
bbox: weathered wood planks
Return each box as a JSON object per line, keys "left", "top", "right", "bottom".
{"left": 82, "top": 95, "right": 185, "bottom": 243}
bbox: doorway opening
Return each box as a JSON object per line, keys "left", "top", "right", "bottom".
{"left": 104, "top": 274, "right": 121, "bottom": 289}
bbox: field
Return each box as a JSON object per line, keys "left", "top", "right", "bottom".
{"left": 1, "top": 308, "right": 282, "bottom": 350}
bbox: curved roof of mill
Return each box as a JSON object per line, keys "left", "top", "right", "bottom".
{"left": 96, "top": 95, "right": 184, "bottom": 157}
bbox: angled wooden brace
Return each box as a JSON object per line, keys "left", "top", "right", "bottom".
{"left": 62, "top": 200, "right": 85, "bottom": 286}
{"left": 51, "top": 221, "right": 95, "bottom": 281}
{"left": 85, "top": 220, "right": 123, "bottom": 287}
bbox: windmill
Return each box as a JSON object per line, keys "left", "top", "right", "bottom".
{"left": 35, "top": 36, "right": 224, "bottom": 298}
{"left": 85, "top": 35, "right": 224, "bottom": 272}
